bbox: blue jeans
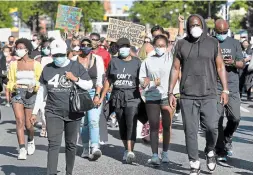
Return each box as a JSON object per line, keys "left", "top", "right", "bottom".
{"left": 80, "top": 89, "right": 102, "bottom": 148}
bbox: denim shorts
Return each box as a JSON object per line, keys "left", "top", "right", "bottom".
{"left": 146, "top": 98, "right": 169, "bottom": 106}
{"left": 11, "top": 88, "right": 37, "bottom": 109}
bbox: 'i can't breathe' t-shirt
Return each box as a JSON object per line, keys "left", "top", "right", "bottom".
{"left": 107, "top": 57, "right": 141, "bottom": 107}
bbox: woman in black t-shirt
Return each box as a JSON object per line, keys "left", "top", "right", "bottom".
{"left": 99, "top": 38, "right": 141, "bottom": 164}
{"left": 31, "top": 39, "right": 93, "bottom": 175}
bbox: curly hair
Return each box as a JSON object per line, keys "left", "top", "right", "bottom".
{"left": 15, "top": 38, "right": 33, "bottom": 54}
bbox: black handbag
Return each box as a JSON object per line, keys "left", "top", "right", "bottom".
{"left": 70, "top": 84, "right": 94, "bottom": 113}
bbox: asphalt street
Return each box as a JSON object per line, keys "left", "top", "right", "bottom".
{"left": 0, "top": 95, "right": 253, "bottom": 175}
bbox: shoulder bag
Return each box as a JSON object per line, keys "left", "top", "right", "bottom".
{"left": 70, "top": 58, "right": 94, "bottom": 113}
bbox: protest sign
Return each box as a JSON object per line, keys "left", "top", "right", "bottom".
{"left": 19, "top": 28, "right": 31, "bottom": 39}
{"left": 167, "top": 28, "right": 178, "bottom": 41}
{"left": 234, "top": 34, "right": 240, "bottom": 41}
{"left": 48, "top": 30, "right": 62, "bottom": 40}
{"left": 0, "top": 28, "right": 11, "bottom": 42}
{"left": 55, "top": 4, "right": 82, "bottom": 32}
{"left": 106, "top": 18, "right": 146, "bottom": 48}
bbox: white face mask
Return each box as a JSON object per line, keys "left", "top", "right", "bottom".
{"left": 3, "top": 52, "right": 10, "bottom": 57}
{"left": 155, "top": 47, "right": 166, "bottom": 56}
{"left": 71, "top": 55, "right": 78, "bottom": 61}
{"left": 72, "top": 46, "right": 80, "bottom": 52}
{"left": 16, "top": 49, "right": 27, "bottom": 58}
{"left": 190, "top": 26, "right": 203, "bottom": 38}
{"left": 32, "top": 41, "right": 38, "bottom": 49}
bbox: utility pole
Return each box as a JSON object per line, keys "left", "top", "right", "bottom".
{"left": 208, "top": 1, "right": 211, "bottom": 19}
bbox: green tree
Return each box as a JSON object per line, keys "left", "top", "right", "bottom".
{"left": 130, "top": 0, "right": 225, "bottom": 28}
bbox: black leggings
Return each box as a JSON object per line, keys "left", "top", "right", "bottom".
{"left": 115, "top": 106, "right": 138, "bottom": 141}
{"left": 145, "top": 103, "right": 172, "bottom": 154}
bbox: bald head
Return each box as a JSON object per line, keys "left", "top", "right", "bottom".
{"left": 215, "top": 19, "right": 229, "bottom": 33}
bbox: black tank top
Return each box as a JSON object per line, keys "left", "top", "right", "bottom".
{"left": 88, "top": 56, "right": 97, "bottom": 89}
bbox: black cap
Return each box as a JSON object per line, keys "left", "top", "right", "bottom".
{"left": 117, "top": 38, "right": 130, "bottom": 47}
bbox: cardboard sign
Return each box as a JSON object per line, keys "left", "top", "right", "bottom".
{"left": 234, "top": 34, "right": 240, "bottom": 41}
{"left": 55, "top": 5, "right": 82, "bottom": 32}
{"left": 106, "top": 18, "right": 146, "bottom": 48}
{"left": 167, "top": 28, "right": 178, "bottom": 41}
{"left": 0, "top": 28, "right": 11, "bottom": 42}
{"left": 48, "top": 30, "right": 62, "bottom": 40}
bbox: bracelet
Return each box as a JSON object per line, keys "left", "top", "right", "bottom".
{"left": 168, "top": 92, "right": 174, "bottom": 96}
{"left": 95, "top": 93, "right": 100, "bottom": 98}
{"left": 222, "top": 90, "right": 229, "bottom": 95}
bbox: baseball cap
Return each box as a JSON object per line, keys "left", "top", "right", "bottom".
{"left": 117, "top": 38, "right": 130, "bottom": 47}
{"left": 50, "top": 39, "right": 67, "bottom": 55}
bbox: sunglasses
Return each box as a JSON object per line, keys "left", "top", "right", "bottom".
{"left": 91, "top": 38, "right": 100, "bottom": 41}
{"left": 144, "top": 40, "right": 150, "bottom": 43}
{"left": 52, "top": 53, "right": 66, "bottom": 57}
{"left": 216, "top": 31, "right": 228, "bottom": 35}
{"left": 81, "top": 43, "right": 91, "bottom": 47}
{"left": 42, "top": 46, "right": 50, "bottom": 50}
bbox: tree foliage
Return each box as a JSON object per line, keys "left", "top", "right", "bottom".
{"left": 0, "top": 1, "right": 104, "bottom": 32}
{"left": 130, "top": 0, "right": 225, "bottom": 28}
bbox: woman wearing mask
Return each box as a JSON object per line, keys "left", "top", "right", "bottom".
{"left": 31, "top": 39, "right": 93, "bottom": 175}
{"left": 77, "top": 38, "right": 105, "bottom": 160}
{"left": 99, "top": 38, "right": 142, "bottom": 164}
{"left": 239, "top": 39, "right": 252, "bottom": 99}
{"left": 139, "top": 35, "right": 177, "bottom": 166}
{"left": 7, "top": 38, "right": 42, "bottom": 160}
{"left": 33, "top": 38, "right": 54, "bottom": 137}
{"left": 68, "top": 39, "right": 80, "bottom": 61}
{"left": 3, "top": 46, "right": 16, "bottom": 107}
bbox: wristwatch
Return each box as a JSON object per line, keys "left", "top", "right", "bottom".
{"left": 95, "top": 93, "right": 100, "bottom": 98}
{"left": 222, "top": 90, "right": 229, "bottom": 95}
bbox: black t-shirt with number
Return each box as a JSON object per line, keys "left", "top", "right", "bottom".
{"left": 40, "top": 60, "right": 91, "bottom": 120}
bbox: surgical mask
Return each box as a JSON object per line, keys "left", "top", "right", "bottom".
{"left": 216, "top": 34, "right": 228, "bottom": 42}
{"left": 155, "top": 47, "right": 166, "bottom": 56}
{"left": 72, "top": 46, "right": 80, "bottom": 52}
{"left": 91, "top": 40, "right": 99, "bottom": 49}
{"left": 190, "top": 27, "right": 203, "bottom": 38}
{"left": 42, "top": 48, "right": 51, "bottom": 56}
{"left": 16, "top": 49, "right": 28, "bottom": 58}
{"left": 3, "top": 52, "right": 10, "bottom": 57}
{"left": 71, "top": 55, "right": 78, "bottom": 61}
{"left": 53, "top": 56, "right": 67, "bottom": 67}
{"left": 119, "top": 47, "right": 130, "bottom": 58}
{"left": 32, "top": 41, "right": 38, "bottom": 49}
{"left": 80, "top": 47, "right": 92, "bottom": 57}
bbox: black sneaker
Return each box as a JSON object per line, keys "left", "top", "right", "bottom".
{"left": 206, "top": 151, "right": 217, "bottom": 173}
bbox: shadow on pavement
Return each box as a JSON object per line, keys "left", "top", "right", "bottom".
{"left": 101, "top": 144, "right": 191, "bottom": 175}
{"left": 217, "top": 157, "right": 253, "bottom": 173}
{"left": 240, "top": 116, "right": 253, "bottom": 123}
{"left": 0, "top": 146, "right": 18, "bottom": 158}
{"left": 235, "top": 172, "right": 253, "bottom": 175}
{"left": 0, "top": 120, "right": 16, "bottom": 125}
{"left": 0, "top": 165, "right": 47, "bottom": 175}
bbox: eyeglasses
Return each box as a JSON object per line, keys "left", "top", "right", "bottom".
{"left": 144, "top": 40, "right": 150, "bottom": 43}
{"left": 91, "top": 38, "right": 100, "bottom": 41}
{"left": 42, "top": 46, "right": 50, "bottom": 50}
{"left": 216, "top": 31, "right": 228, "bottom": 35}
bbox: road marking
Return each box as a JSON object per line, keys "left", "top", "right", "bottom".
{"left": 240, "top": 106, "right": 250, "bottom": 113}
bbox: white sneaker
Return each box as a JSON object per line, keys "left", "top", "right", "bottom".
{"left": 27, "top": 140, "right": 35, "bottom": 155}
{"left": 126, "top": 151, "right": 135, "bottom": 164}
{"left": 161, "top": 151, "right": 169, "bottom": 163}
{"left": 89, "top": 147, "right": 102, "bottom": 161}
{"left": 99, "top": 141, "right": 105, "bottom": 145}
{"left": 81, "top": 144, "right": 89, "bottom": 158}
{"left": 123, "top": 150, "right": 128, "bottom": 161}
{"left": 206, "top": 151, "right": 216, "bottom": 172}
{"left": 18, "top": 148, "right": 27, "bottom": 160}
{"left": 190, "top": 160, "right": 200, "bottom": 175}
{"left": 148, "top": 154, "right": 160, "bottom": 166}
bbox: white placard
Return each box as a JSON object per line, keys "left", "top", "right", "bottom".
{"left": 19, "top": 29, "right": 31, "bottom": 39}
{"left": 0, "top": 28, "right": 11, "bottom": 42}
{"left": 48, "top": 30, "right": 62, "bottom": 40}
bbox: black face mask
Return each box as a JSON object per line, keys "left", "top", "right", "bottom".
{"left": 80, "top": 47, "right": 92, "bottom": 58}
{"left": 9, "top": 41, "right": 14, "bottom": 45}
